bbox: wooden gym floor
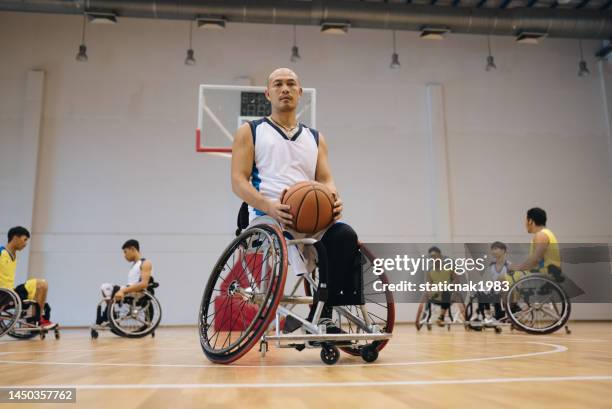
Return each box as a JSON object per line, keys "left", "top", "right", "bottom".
{"left": 1, "top": 322, "right": 611, "bottom": 409}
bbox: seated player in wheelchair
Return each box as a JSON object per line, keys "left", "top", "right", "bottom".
{"left": 471, "top": 241, "right": 509, "bottom": 326}
{"left": 508, "top": 207, "right": 562, "bottom": 280}
{"left": 230, "top": 67, "right": 361, "bottom": 334}
{"left": 418, "top": 246, "right": 466, "bottom": 328}
{"left": 92, "top": 239, "right": 160, "bottom": 338}
{"left": 0, "top": 226, "right": 57, "bottom": 331}
{"left": 503, "top": 207, "right": 572, "bottom": 334}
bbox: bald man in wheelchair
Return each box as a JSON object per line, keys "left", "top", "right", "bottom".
{"left": 231, "top": 68, "right": 363, "bottom": 333}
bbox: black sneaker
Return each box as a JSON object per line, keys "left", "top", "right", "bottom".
{"left": 319, "top": 318, "right": 345, "bottom": 334}
{"left": 318, "top": 318, "right": 352, "bottom": 346}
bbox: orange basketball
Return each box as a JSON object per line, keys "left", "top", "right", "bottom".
{"left": 280, "top": 181, "right": 335, "bottom": 234}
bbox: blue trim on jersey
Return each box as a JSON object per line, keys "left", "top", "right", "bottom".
{"left": 308, "top": 127, "right": 320, "bottom": 146}
{"left": 0, "top": 245, "right": 15, "bottom": 261}
{"left": 251, "top": 164, "right": 261, "bottom": 191}
{"left": 264, "top": 117, "right": 303, "bottom": 142}
{"left": 248, "top": 118, "right": 266, "bottom": 145}
{"left": 251, "top": 164, "right": 265, "bottom": 216}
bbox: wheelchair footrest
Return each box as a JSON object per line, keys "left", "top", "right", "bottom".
{"left": 264, "top": 332, "right": 392, "bottom": 342}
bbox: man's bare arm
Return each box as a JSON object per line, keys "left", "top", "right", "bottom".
{"left": 123, "top": 260, "right": 152, "bottom": 293}
{"left": 315, "top": 133, "right": 343, "bottom": 220}
{"left": 231, "top": 124, "right": 293, "bottom": 225}
{"left": 510, "top": 231, "right": 549, "bottom": 271}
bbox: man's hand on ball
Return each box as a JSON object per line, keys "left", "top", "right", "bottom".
{"left": 332, "top": 193, "right": 343, "bottom": 221}
{"left": 266, "top": 199, "right": 293, "bottom": 227}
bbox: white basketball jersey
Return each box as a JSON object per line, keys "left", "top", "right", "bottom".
{"left": 127, "top": 258, "right": 152, "bottom": 286}
{"left": 248, "top": 118, "right": 319, "bottom": 221}
{"left": 485, "top": 260, "right": 509, "bottom": 282}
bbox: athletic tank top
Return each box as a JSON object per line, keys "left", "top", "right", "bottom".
{"left": 530, "top": 228, "right": 561, "bottom": 273}
{"left": 248, "top": 118, "right": 320, "bottom": 221}
{"left": 127, "top": 258, "right": 152, "bottom": 286}
{"left": 0, "top": 246, "right": 17, "bottom": 289}
{"left": 486, "top": 260, "right": 509, "bottom": 282}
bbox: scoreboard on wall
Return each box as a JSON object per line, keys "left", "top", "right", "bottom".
{"left": 238, "top": 92, "right": 271, "bottom": 128}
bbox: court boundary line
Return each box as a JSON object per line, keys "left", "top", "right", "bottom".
{"left": 4, "top": 375, "right": 612, "bottom": 390}
{"left": 0, "top": 342, "right": 567, "bottom": 369}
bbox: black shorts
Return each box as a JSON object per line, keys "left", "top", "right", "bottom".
{"left": 13, "top": 283, "right": 29, "bottom": 301}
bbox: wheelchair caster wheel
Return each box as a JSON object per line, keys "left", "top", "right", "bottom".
{"left": 426, "top": 323, "right": 432, "bottom": 331}
{"left": 40, "top": 332, "right": 46, "bottom": 340}
{"left": 151, "top": 332, "right": 155, "bottom": 338}
{"left": 495, "top": 327, "right": 502, "bottom": 334}
{"left": 91, "top": 329, "right": 99, "bottom": 339}
{"left": 54, "top": 330, "right": 60, "bottom": 340}
{"left": 565, "top": 326, "right": 571, "bottom": 335}
{"left": 259, "top": 341, "right": 268, "bottom": 358}
{"left": 360, "top": 346, "right": 379, "bottom": 363}
{"left": 320, "top": 344, "right": 340, "bottom": 365}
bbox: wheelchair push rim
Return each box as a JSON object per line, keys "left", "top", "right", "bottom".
{"left": 0, "top": 288, "right": 22, "bottom": 338}
{"left": 108, "top": 290, "right": 162, "bottom": 338}
{"left": 505, "top": 274, "right": 571, "bottom": 334}
{"left": 199, "top": 224, "right": 288, "bottom": 364}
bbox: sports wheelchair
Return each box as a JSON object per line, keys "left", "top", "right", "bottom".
{"left": 415, "top": 292, "right": 465, "bottom": 332}
{"left": 0, "top": 288, "right": 60, "bottom": 340}
{"left": 464, "top": 269, "right": 571, "bottom": 335}
{"left": 198, "top": 206, "right": 395, "bottom": 365}
{"left": 90, "top": 278, "right": 162, "bottom": 339}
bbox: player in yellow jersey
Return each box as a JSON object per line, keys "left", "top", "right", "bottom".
{"left": 0, "top": 226, "right": 57, "bottom": 329}
{"left": 509, "top": 207, "right": 561, "bottom": 279}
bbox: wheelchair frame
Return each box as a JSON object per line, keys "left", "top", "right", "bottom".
{"left": 0, "top": 288, "right": 60, "bottom": 340}
{"left": 464, "top": 272, "right": 571, "bottom": 335}
{"left": 198, "top": 224, "right": 394, "bottom": 365}
{"left": 415, "top": 296, "right": 466, "bottom": 332}
{"left": 90, "top": 286, "right": 162, "bottom": 339}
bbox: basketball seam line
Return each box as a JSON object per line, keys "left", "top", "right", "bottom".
{"left": 296, "top": 186, "right": 313, "bottom": 233}
{"left": 282, "top": 181, "right": 311, "bottom": 205}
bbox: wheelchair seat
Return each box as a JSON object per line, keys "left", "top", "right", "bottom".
{"left": 236, "top": 202, "right": 249, "bottom": 236}
{"left": 146, "top": 276, "right": 159, "bottom": 294}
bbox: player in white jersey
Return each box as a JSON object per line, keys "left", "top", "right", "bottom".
{"left": 231, "top": 68, "right": 360, "bottom": 332}
{"left": 478, "top": 241, "right": 509, "bottom": 324}
{"left": 99, "top": 239, "right": 153, "bottom": 303}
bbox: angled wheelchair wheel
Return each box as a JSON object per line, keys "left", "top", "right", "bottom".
{"left": 464, "top": 295, "right": 478, "bottom": 322}
{"left": 0, "top": 288, "right": 21, "bottom": 338}
{"left": 108, "top": 291, "right": 162, "bottom": 338}
{"left": 8, "top": 301, "right": 40, "bottom": 340}
{"left": 415, "top": 298, "right": 431, "bottom": 331}
{"left": 505, "top": 274, "right": 570, "bottom": 335}
{"left": 199, "top": 224, "right": 288, "bottom": 364}
{"left": 303, "top": 244, "right": 395, "bottom": 356}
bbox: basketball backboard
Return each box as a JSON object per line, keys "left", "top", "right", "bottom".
{"left": 196, "top": 84, "right": 316, "bottom": 157}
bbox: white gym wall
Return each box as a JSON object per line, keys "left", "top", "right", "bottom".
{"left": 1, "top": 11, "right": 611, "bottom": 325}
